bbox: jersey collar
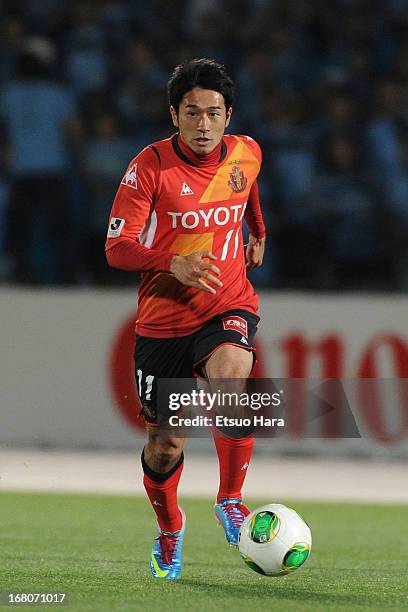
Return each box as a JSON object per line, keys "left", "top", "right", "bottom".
{"left": 172, "top": 133, "right": 227, "bottom": 167}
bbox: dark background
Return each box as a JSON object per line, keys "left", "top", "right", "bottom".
{"left": 0, "top": 0, "right": 407, "bottom": 291}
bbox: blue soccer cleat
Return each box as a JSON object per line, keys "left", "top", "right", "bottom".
{"left": 150, "top": 508, "right": 186, "bottom": 580}
{"left": 214, "top": 498, "right": 250, "bottom": 547}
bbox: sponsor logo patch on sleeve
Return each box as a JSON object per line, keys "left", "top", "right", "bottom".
{"left": 222, "top": 315, "right": 248, "bottom": 338}
{"left": 107, "top": 217, "right": 125, "bottom": 238}
{"left": 121, "top": 162, "right": 138, "bottom": 190}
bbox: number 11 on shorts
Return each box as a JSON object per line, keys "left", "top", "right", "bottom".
{"left": 136, "top": 369, "right": 155, "bottom": 400}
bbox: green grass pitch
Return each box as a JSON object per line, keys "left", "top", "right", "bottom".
{"left": 1, "top": 492, "right": 408, "bottom": 612}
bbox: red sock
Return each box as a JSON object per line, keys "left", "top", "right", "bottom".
{"left": 142, "top": 451, "right": 183, "bottom": 533}
{"left": 213, "top": 433, "right": 254, "bottom": 502}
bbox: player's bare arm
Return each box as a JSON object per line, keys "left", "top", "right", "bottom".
{"left": 170, "top": 251, "right": 223, "bottom": 294}
{"left": 246, "top": 234, "right": 266, "bottom": 270}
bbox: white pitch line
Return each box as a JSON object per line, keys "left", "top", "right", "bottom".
{"left": 1, "top": 448, "right": 407, "bottom": 503}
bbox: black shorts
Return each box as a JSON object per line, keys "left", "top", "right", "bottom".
{"left": 134, "top": 309, "right": 259, "bottom": 424}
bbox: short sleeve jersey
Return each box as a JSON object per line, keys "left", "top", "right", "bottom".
{"left": 106, "top": 133, "right": 262, "bottom": 337}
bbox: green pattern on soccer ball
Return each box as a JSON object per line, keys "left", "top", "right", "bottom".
{"left": 250, "top": 511, "right": 279, "bottom": 543}
{"left": 241, "top": 554, "right": 266, "bottom": 575}
{"left": 282, "top": 544, "right": 310, "bottom": 570}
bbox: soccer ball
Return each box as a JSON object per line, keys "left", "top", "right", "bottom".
{"left": 238, "top": 503, "right": 312, "bottom": 576}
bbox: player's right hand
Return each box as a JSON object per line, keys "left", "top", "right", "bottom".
{"left": 170, "top": 251, "right": 223, "bottom": 294}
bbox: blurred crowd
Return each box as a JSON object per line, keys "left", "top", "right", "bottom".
{"left": 1, "top": 0, "right": 408, "bottom": 290}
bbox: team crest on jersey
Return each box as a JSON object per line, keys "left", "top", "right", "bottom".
{"left": 228, "top": 166, "right": 248, "bottom": 192}
{"left": 121, "top": 162, "right": 138, "bottom": 190}
{"left": 222, "top": 316, "right": 248, "bottom": 338}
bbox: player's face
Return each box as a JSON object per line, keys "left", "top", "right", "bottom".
{"left": 170, "top": 87, "right": 232, "bottom": 156}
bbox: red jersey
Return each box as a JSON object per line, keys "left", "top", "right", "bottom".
{"left": 106, "top": 133, "right": 265, "bottom": 337}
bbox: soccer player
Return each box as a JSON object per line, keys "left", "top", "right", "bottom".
{"left": 106, "top": 59, "right": 266, "bottom": 579}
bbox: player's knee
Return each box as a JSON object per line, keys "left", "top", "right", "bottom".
{"left": 207, "top": 360, "right": 251, "bottom": 379}
{"left": 205, "top": 346, "right": 254, "bottom": 379}
{"left": 155, "top": 443, "right": 182, "bottom": 466}
{"left": 147, "top": 436, "right": 183, "bottom": 471}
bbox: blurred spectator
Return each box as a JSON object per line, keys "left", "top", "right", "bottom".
{"left": 366, "top": 77, "right": 406, "bottom": 180}
{"left": 64, "top": 3, "right": 109, "bottom": 95}
{"left": 0, "top": 178, "right": 10, "bottom": 280}
{"left": 184, "top": 0, "right": 221, "bottom": 35}
{"left": 0, "top": 37, "right": 78, "bottom": 284}
{"left": 320, "top": 87, "right": 358, "bottom": 135}
{"left": 117, "top": 40, "right": 169, "bottom": 138}
{"left": 308, "top": 133, "right": 381, "bottom": 289}
{"left": 0, "top": 15, "right": 26, "bottom": 83}
{"left": 379, "top": 130, "right": 408, "bottom": 288}
{"left": 81, "top": 110, "right": 135, "bottom": 284}
{"left": 263, "top": 92, "right": 314, "bottom": 213}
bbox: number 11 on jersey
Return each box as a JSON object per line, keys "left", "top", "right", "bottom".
{"left": 221, "top": 227, "right": 240, "bottom": 261}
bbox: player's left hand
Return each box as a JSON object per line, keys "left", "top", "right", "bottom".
{"left": 246, "top": 234, "right": 265, "bottom": 270}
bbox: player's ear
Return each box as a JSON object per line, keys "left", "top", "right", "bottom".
{"left": 170, "top": 106, "right": 179, "bottom": 128}
{"left": 225, "top": 106, "right": 232, "bottom": 128}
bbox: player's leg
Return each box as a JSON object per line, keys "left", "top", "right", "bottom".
{"left": 205, "top": 345, "right": 255, "bottom": 545}
{"left": 135, "top": 335, "right": 192, "bottom": 579}
{"left": 205, "top": 344, "right": 255, "bottom": 503}
{"left": 143, "top": 427, "right": 185, "bottom": 534}
{"left": 193, "top": 310, "right": 259, "bottom": 546}
{"left": 142, "top": 428, "right": 187, "bottom": 579}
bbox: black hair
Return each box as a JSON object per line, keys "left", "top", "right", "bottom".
{"left": 167, "top": 58, "right": 234, "bottom": 113}
{"left": 17, "top": 52, "right": 51, "bottom": 79}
